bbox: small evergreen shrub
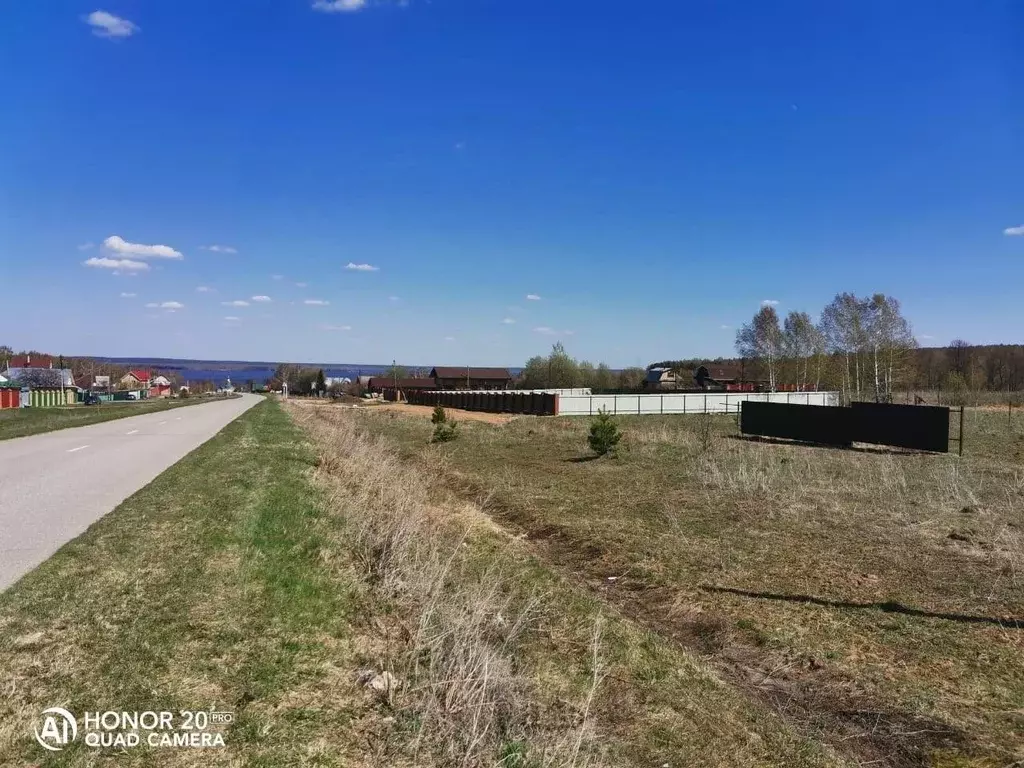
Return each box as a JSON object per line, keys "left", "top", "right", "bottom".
{"left": 587, "top": 407, "right": 621, "bottom": 456}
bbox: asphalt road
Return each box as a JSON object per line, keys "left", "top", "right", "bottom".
{"left": 0, "top": 394, "right": 261, "bottom": 591}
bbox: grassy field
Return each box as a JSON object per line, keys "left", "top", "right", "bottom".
{"left": 3, "top": 397, "right": 1019, "bottom": 766}
{"left": 0, "top": 399, "right": 359, "bottom": 765}
{"left": 343, "top": 403, "right": 1024, "bottom": 767}
{"left": 288, "top": 401, "right": 845, "bottom": 768}
{"left": 0, "top": 396, "right": 233, "bottom": 441}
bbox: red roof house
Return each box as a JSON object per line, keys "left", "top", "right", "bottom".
{"left": 119, "top": 370, "right": 152, "bottom": 388}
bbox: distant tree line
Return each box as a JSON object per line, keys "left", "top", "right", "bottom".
{"left": 915, "top": 341, "right": 1024, "bottom": 398}
{"left": 644, "top": 293, "right": 1024, "bottom": 402}
{"left": 518, "top": 343, "right": 646, "bottom": 391}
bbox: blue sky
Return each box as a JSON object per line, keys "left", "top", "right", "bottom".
{"left": 1, "top": 1, "right": 1021, "bottom": 367}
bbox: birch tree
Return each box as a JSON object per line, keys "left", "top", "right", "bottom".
{"left": 736, "top": 305, "right": 783, "bottom": 390}
{"left": 863, "top": 294, "right": 915, "bottom": 401}
{"left": 819, "top": 293, "right": 867, "bottom": 401}
{"left": 782, "top": 311, "right": 820, "bottom": 389}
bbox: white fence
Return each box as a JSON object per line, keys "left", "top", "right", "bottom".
{"left": 557, "top": 391, "right": 840, "bottom": 416}
{"left": 514, "top": 388, "right": 592, "bottom": 396}
{"left": 440, "top": 388, "right": 592, "bottom": 396}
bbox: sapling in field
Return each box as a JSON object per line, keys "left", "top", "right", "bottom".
{"left": 588, "top": 407, "right": 622, "bottom": 457}
{"left": 431, "top": 406, "right": 459, "bottom": 442}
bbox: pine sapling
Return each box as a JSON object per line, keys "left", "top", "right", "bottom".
{"left": 587, "top": 407, "right": 622, "bottom": 457}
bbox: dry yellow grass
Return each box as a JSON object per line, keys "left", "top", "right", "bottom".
{"left": 288, "top": 403, "right": 845, "bottom": 768}
{"left": 346, "top": 405, "right": 1024, "bottom": 768}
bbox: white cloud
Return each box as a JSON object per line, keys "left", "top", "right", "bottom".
{"left": 444, "top": 336, "right": 456, "bottom": 342}
{"left": 501, "top": 317, "right": 516, "bottom": 324}
{"left": 145, "top": 302, "right": 158, "bottom": 308}
{"left": 720, "top": 324, "right": 731, "bottom": 330}
{"left": 304, "top": 299, "right": 330, "bottom": 306}
{"left": 526, "top": 294, "right": 541, "bottom": 301}
{"left": 120, "top": 292, "right": 136, "bottom": 298}
{"left": 161, "top": 301, "right": 184, "bottom": 310}
{"left": 322, "top": 324, "right": 352, "bottom": 331}
{"left": 77, "top": 242, "right": 95, "bottom": 251}
{"left": 196, "top": 286, "right": 214, "bottom": 293}
{"left": 251, "top": 295, "right": 272, "bottom": 303}
{"left": 760, "top": 299, "right": 780, "bottom": 307}
{"left": 389, "top": 295, "right": 400, "bottom": 302}
{"left": 200, "top": 244, "right": 238, "bottom": 254}
{"left": 103, "top": 235, "right": 182, "bottom": 260}
{"left": 295, "top": 282, "right": 308, "bottom": 288}
{"left": 920, "top": 334, "right": 935, "bottom": 340}
{"left": 85, "top": 10, "right": 138, "bottom": 38}
{"left": 222, "top": 300, "right": 250, "bottom": 307}
{"left": 345, "top": 262, "right": 379, "bottom": 272}
{"left": 312, "top": 0, "right": 368, "bottom": 12}
{"left": 534, "top": 326, "right": 574, "bottom": 336}
{"left": 223, "top": 316, "right": 241, "bottom": 322}
{"left": 272, "top": 274, "right": 284, "bottom": 281}
{"left": 1004, "top": 226, "right": 1024, "bottom": 236}
{"left": 84, "top": 256, "right": 149, "bottom": 271}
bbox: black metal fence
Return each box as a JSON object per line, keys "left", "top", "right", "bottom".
{"left": 739, "top": 401, "right": 855, "bottom": 447}
{"left": 848, "top": 402, "right": 951, "bottom": 453}
{"left": 740, "top": 400, "right": 953, "bottom": 453}
{"left": 402, "top": 390, "right": 558, "bottom": 416}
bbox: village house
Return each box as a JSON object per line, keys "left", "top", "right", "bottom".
{"left": 149, "top": 375, "right": 173, "bottom": 398}
{"left": 366, "top": 377, "right": 435, "bottom": 394}
{"left": 428, "top": 367, "right": 512, "bottom": 391}
{"left": 3, "top": 355, "right": 78, "bottom": 405}
{"left": 119, "top": 370, "right": 152, "bottom": 389}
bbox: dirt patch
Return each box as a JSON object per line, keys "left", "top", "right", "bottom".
{"left": 379, "top": 402, "right": 519, "bottom": 424}
{"left": 287, "top": 397, "right": 378, "bottom": 409}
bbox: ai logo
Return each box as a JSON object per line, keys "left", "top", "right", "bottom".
{"left": 34, "top": 707, "right": 78, "bottom": 752}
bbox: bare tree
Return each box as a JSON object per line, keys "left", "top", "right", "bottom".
{"left": 819, "top": 293, "right": 868, "bottom": 401}
{"left": 782, "top": 311, "right": 820, "bottom": 389}
{"left": 864, "top": 294, "right": 915, "bottom": 401}
{"left": 10, "top": 368, "right": 64, "bottom": 388}
{"left": 736, "top": 306, "right": 783, "bottom": 390}
{"left": 948, "top": 339, "right": 972, "bottom": 375}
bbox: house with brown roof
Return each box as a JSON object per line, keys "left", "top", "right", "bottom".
{"left": 429, "top": 367, "right": 512, "bottom": 391}
{"left": 645, "top": 362, "right": 757, "bottom": 391}
{"left": 9, "top": 354, "right": 54, "bottom": 369}
{"left": 366, "top": 377, "right": 435, "bottom": 393}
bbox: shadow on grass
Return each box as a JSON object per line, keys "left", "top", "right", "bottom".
{"left": 702, "top": 586, "right": 1023, "bottom": 628}
{"left": 565, "top": 455, "right": 601, "bottom": 463}
{"left": 726, "top": 434, "right": 927, "bottom": 457}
